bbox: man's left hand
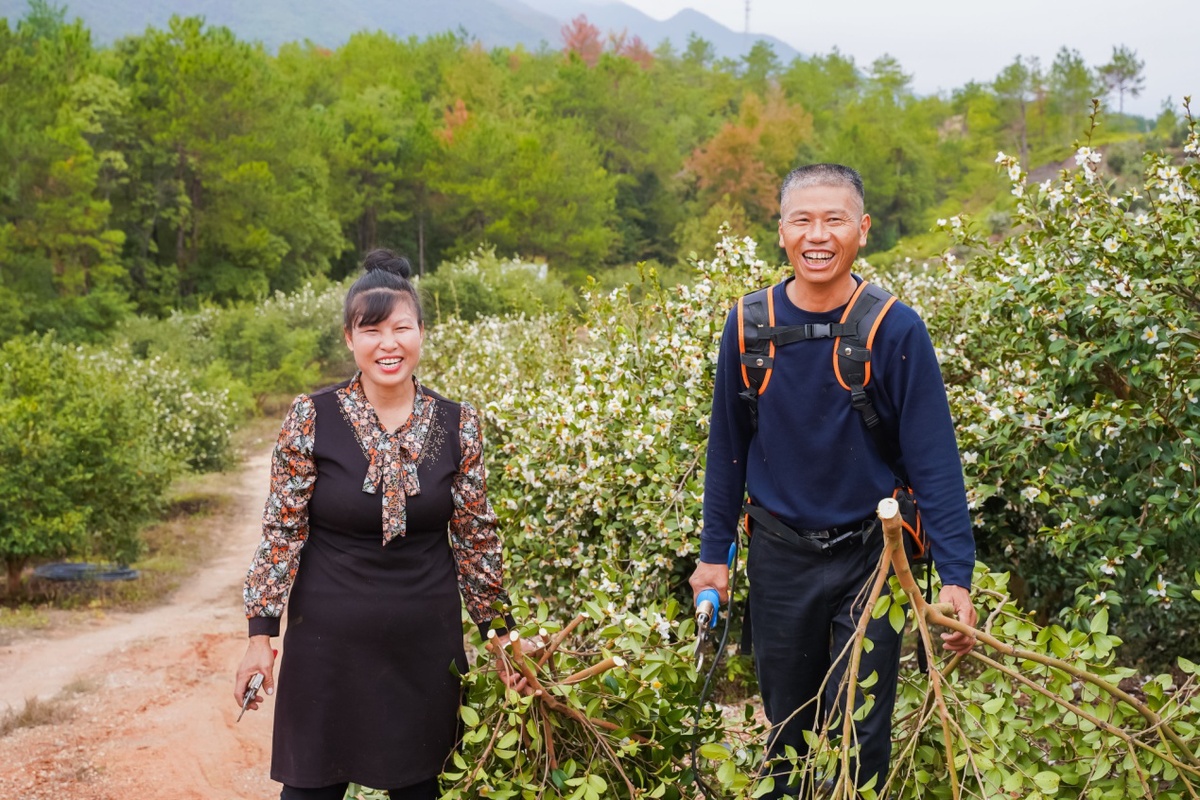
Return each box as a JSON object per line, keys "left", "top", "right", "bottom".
{"left": 938, "top": 584, "right": 978, "bottom": 654}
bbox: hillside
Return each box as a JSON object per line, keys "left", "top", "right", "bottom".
{"left": 0, "top": 0, "right": 799, "bottom": 60}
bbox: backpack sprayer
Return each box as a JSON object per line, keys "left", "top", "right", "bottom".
{"left": 691, "top": 541, "right": 739, "bottom": 799}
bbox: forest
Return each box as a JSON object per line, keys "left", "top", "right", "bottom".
{"left": 0, "top": 1, "right": 1184, "bottom": 342}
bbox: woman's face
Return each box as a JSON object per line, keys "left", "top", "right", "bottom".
{"left": 344, "top": 297, "right": 423, "bottom": 395}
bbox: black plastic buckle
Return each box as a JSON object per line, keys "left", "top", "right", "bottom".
{"left": 806, "top": 323, "right": 832, "bottom": 339}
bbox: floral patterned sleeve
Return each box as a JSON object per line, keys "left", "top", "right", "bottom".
{"left": 449, "top": 401, "right": 515, "bottom": 637}
{"left": 244, "top": 394, "right": 317, "bottom": 637}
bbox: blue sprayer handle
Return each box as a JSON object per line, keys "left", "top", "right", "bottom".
{"left": 694, "top": 543, "right": 737, "bottom": 630}
{"left": 695, "top": 588, "right": 720, "bottom": 629}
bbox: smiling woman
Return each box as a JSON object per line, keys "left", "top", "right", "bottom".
{"left": 234, "top": 249, "right": 523, "bottom": 800}
{"left": 342, "top": 252, "right": 426, "bottom": 430}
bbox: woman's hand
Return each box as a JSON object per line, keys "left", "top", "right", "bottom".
{"left": 489, "top": 632, "right": 531, "bottom": 695}
{"left": 234, "top": 635, "right": 277, "bottom": 712}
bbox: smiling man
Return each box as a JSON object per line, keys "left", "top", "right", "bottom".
{"left": 690, "top": 164, "right": 978, "bottom": 797}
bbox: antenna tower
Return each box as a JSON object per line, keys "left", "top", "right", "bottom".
{"left": 744, "top": 0, "right": 751, "bottom": 35}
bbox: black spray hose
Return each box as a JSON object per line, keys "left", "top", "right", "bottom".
{"left": 691, "top": 541, "right": 739, "bottom": 800}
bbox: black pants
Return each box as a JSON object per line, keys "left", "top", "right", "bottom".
{"left": 280, "top": 777, "right": 438, "bottom": 800}
{"left": 748, "top": 523, "right": 903, "bottom": 798}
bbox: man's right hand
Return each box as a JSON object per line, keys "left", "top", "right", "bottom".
{"left": 689, "top": 561, "right": 730, "bottom": 604}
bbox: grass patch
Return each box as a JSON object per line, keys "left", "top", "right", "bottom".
{"left": 0, "top": 604, "right": 54, "bottom": 647}
{"left": 61, "top": 676, "right": 101, "bottom": 696}
{"left": 0, "top": 605, "right": 50, "bottom": 631}
{"left": 0, "top": 695, "right": 75, "bottom": 738}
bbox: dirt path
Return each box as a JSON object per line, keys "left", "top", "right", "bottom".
{"left": 0, "top": 448, "right": 280, "bottom": 800}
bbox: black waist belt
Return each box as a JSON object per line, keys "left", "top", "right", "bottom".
{"left": 743, "top": 502, "right": 877, "bottom": 554}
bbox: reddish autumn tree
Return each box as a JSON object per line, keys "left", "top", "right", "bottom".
{"left": 686, "top": 87, "right": 813, "bottom": 219}
{"left": 610, "top": 31, "right": 653, "bottom": 70}
{"left": 562, "top": 15, "right": 602, "bottom": 67}
{"left": 439, "top": 98, "right": 470, "bottom": 145}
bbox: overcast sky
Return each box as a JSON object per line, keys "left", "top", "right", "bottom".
{"left": 621, "top": 0, "right": 1196, "bottom": 119}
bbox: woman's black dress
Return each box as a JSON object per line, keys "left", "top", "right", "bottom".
{"left": 244, "top": 377, "right": 510, "bottom": 790}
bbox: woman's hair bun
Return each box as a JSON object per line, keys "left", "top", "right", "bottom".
{"left": 362, "top": 248, "right": 412, "bottom": 279}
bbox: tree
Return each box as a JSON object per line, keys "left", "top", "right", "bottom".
{"left": 108, "top": 16, "right": 341, "bottom": 313}
{"left": 866, "top": 54, "right": 912, "bottom": 107}
{"left": 561, "top": 15, "right": 602, "bottom": 67}
{"left": 1099, "top": 44, "right": 1145, "bottom": 115}
{"left": 779, "top": 50, "right": 861, "bottom": 123}
{"left": 681, "top": 33, "right": 714, "bottom": 69}
{"left": 426, "top": 110, "right": 619, "bottom": 273}
{"left": 1047, "top": 47, "right": 1099, "bottom": 144}
{"left": 739, "top": 40, "right": 780, "bottom": 94}
{"left": 609, "top": 32, "right": 653, "bottom": 70}
{"left": 993, "top": 55, "right": 1042, "bottom": 164}
{"left": 0, "top": 7, "right": 132, "bottom": 341}
{"left": 324, "top": 85, "right": 436, "bottom": 269}
{"left": 685, "top": 88, "right": 813, "bottom": 225}
{"left": 543, "top": 52, "right": 686, "bottom": 264}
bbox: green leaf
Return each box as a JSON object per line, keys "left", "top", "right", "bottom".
{"left": 1033, "top": 771, "right": 1061, "bottom": 793}
{"left": 888, "top": 600, "right": 906, "bottom": 634}
{"left": 698, "top": 743, "right": 732, "bottom": 761}
{"left": 751, "top": 777, "right": 776, "bottom": 798}
{"left": 460, "top": 705, "right": 480, "bottom": 727}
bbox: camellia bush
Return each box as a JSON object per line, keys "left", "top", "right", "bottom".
{"left": 413, "top": 110, "right": 1200, "bottom": 798}
{"left": 924, "top": 106, "right": 1200, "bottom": 667}
{"left": 0, "top": 333, "right": 240, "bottom": 591}
{"left": 423, "top": 243, "right": 777, "bottom": 610}
{"left": 416, "top": 247, "right": 575, "bottom": 326}
{"left": 116, "top": 280, "right": 351, "bottom": 401}
{"left": 0, "top": 335, "right": 170, "bottom": 592}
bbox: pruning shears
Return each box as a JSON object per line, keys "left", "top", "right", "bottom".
{"left": 237, "top": 672, "right": 265, "bottom": 722}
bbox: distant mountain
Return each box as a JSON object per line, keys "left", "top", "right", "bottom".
{"left": 0, "top": 0, "right": 561, "bottom": 51}
{"left": 507, "top": 0, "right": 798, "bottom": 61}
{"left": 0, "top": 0, "right": 799, "bottom": 62}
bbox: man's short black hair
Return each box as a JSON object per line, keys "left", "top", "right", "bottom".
{"left": 780, "top": 164, "right": 865, "bottom": 215}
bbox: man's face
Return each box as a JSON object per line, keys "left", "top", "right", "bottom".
{"left": 778, "top": 183, "right": 871, "bottom": 291}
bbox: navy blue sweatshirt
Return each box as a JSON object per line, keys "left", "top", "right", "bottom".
{"left": 700, "top": 278, "right": 975, "bottom": 589}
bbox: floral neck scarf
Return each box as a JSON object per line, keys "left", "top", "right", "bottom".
{"left": 336, "top": 373, "right": 434, "bottom": 545}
